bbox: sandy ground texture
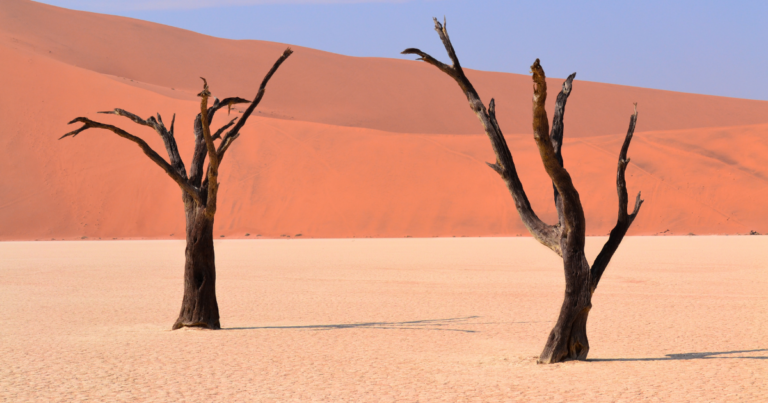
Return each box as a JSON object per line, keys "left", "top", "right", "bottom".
{"left": 1, "top": 236, "right": 766, "bottom": 402}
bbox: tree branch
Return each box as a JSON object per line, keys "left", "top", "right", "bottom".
{"left": 187, "top": 98, "right": 224, "bottom": 189}
{"left": 217, "top": 47, "right": 294, "bottom": 162}
{"left": 530, "top": 60, "right": 585, "bottom": 247}
{"left": 216, "top": 97, "right": 250, "bottom": 116}
{"left": 60, "top": 117, "right": 201, "bottom": 204}
{"left": 549, "top": 73, "right": 576, "bottom": 229}
{"left": 154, "top": 113, "right": 187, "bottom": 179}
{"left": 488, "top": 98, "right": 563, "bottom": 254}
{"left": 590, "top": 104, "right": 643, "bottom": 293}
{"left": 99, "top": 108, "right": 188, "bottom": 179}
{"left": 404, "top": 18, "right": 562, "bottom": 255}
{"left": 401, "top": 18, "right": 479, "bottom": 99}
{"left": 198, "top": 78, "right": 220, "bottom": 216}
{"left": 187, "top": 97, "right": 251, "bottom": 188}
{"left": 189, "top": 115, "right": 208, "bottom": 188}
{"left": 401, "top": 47, "right": 456, "bottom": 79}
{"left": 98, "top": 108, "right": 150, "bottom": 127}
{"left": 212, "top": 117, "right": 237, "bottom": 140}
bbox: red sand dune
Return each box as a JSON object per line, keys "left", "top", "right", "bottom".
{"left": 2, "top": 0, "right": 768, "bottom": 240}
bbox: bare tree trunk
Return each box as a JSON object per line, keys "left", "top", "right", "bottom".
{"left": 61, "top": 48, "right": 293, "bottom": 330}
{"left": 404, "top": 19, "right": 643, "bottom": 363}
{"left": 172, "top": 201, "right": 220, "bottom": 330}
{"left": 538, "top": 250, "right": 592, "bottom": 363}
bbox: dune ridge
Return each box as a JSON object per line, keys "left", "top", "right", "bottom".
{"left": 1, "top": 0, "right": 767, "bottom": 240}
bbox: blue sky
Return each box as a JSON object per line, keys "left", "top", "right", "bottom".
{"left": 35, "top": 0, "right": 768, "bottom": 101}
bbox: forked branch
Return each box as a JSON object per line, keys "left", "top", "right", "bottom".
{"left": 403, "top": 18, "right": 562, "bottom": 255}
{"left": 402, "top": 18, "right": 480, "bottom": 101}
{"left": 188, "top": 97, "right": 251, "bottom": 188}
{"left": 530, "top": 60, "right": 585, "bottom": 242}
{"left": 590, "top": 105, "right": 644, "bottom": 292}
{"left": 212, "top": 117, "right": 237, "bottom": 140}
{"left": 60, "top": 118, "right": 201, "bottom": 204}
{"left": 196, "top": 48, "right": 294, "bottom": 200}
{"left": 99, "top": 108, "right": 187, "bottom": 178}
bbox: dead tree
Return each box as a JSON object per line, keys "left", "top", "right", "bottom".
{"left": 403, "top": 19, "right": 643, "bottom": 363}
{"left": 61, "top": 48, "right": 293, "bottom": 330}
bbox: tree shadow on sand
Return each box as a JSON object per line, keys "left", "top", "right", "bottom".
{"left": 589, "top": 349, "right": 768, "bottom": 362}
{"left": 225, "top": 316, "right": 548, "bottom": 333}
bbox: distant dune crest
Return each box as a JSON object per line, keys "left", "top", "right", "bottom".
{"left": 1, "top": 0, "right": 767, "bottom": 240}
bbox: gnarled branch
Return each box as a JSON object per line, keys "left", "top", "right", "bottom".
{"left": 212, "top": 117, "right": 237, "bottom": 140}
{"left": 188, "top": 97, "right": 251, "bottom": 188}
{"left": 590, "top": 105, "right": 643, "bottom": 292}
{"left": 218, "top": 97, "right": 250, "bottom": 116}
{"left": 99, "top": 108, "right": 188, "bottom": 178}
{"left": 549, "top": 73, "right": 576, "bottom": 229}
{"left": 403, "top": 18, "right": 561, "bottom": 255}
{"left": 217, "top": 47, "right": 294, "bottom": 162}
{"left": 189, "top": 48, "right": 293, "bottom": 194}
{"left": 154, "top": 113, "right": 187, "bottom": 178}
{"left": 530, "top": 61, "right": 585, "bottom": 247}
{"left": 60, "top": 117, "right": 201, "bottom": 204}
{"left": 198, "top": 78, "right": 220, "bottom": 216}
{"left": 406, "top": 17, "right": 645, "bottom": 364}
{"left": 189, "top": 115, "right": 209, "bottom": 188}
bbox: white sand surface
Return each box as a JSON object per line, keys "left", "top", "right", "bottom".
{"left": 1, "top": 237, "right": 766, "bottom": 402}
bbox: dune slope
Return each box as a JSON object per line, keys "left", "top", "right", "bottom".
{"left": 3, "top": 0, "right": 768, "bottom": 137}
{"left": 1, "top": 0, "right": 767, "bottom": 240}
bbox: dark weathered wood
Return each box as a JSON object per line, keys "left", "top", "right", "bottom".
{"left": 549, "top": 73, "right": 576, "bottom": 228}
{"left": 98, "top": 108, "right": 188, "bottom": 178}
{"left": 173, "top": 204, "right": 220, "bottom": 330}
{"left": 61, "top": 48, "right": 293, "bottom": 330}
{"left": 217, "top": 47, "right": 294, "bottom": 162}
{"left": 188, "top": 97, "right": 251, "bottom": 187}
{"left": 402, "top": 19, "right": 561, "bottom": 256}
{"left": 198, "top": 78, "right": 220, "bottom": 218}
{"left": 529, "top": 60, "right": 592, "bottom": 364}
{"left": 155, "top": 113, "right": 187, "bottom": 178}
{"left": 212, "top": 117, "right": 237, "bottom": 140}
{"left": 404, "top": 18, "right": 643, "bottom": 364}
{"left": 529, "top": 60, "right": 585, "bottom": 240}
{"left": 216, "top": 97, "right": 251, "bottom": 117}
{"left": 189, "top": 114, "right": 209, "bottom": 189}
{"left": 61, "top": 117, "right": 201, "bottom": 204}
{"left": 590, "top": 106, "right": 643, "bottom": 293}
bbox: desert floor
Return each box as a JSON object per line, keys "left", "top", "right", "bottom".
{"left": 1, "top": 236, "right": 766, "bottom": 402}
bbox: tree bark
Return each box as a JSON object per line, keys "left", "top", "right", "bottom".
{"left": 61, "top": 47, "right": 293, "bottom": 330}
{"left": 404, "top": 18, "right": 643, "bottom": 363}
{"left": 537, "top": 251, "right": 592, "bottom": 363}
{"left": 172, "top": 201, "right": 220, "bottom": 330}
{"left": 402, "top": 20, "right": 563, "bottom": 256}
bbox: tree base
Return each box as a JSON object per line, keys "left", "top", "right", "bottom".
{"left": 172, "top": 207, "right": 221, "bottom": 331}
{"left": 171, "top": 319, "right": 221, "bottom": 330}
{"left": 538, "top": 306, "right": 591, "bottom": 364}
